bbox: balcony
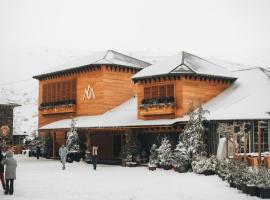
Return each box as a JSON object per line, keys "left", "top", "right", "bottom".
{"left": 39, "top": 100, "right": 76, "bottom": 115}
{"left": 139, "top": 97, "right": 175, "bottom": 116}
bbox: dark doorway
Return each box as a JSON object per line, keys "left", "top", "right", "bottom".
{"left": 113, "top": 135, "right": 122, "bottom": 158}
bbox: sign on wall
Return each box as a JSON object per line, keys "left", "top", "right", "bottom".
{"left": 83, "top": 84, "right": 96, "bottom": 100}
{"left": 0, "top": 125, "right": 10, "bottom": 137}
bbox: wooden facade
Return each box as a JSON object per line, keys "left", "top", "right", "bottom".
{"left": 38, "top": 65, "right": 138, "bottom": 128}
{"left": 136, "top": 75, "right": 231, "bottom": 120}
{"left": 34, "top": 53, "right": 242, "bottom": 161}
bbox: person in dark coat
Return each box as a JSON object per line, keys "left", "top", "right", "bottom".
{"left": 92, "top": 145, "right": 98, "bottom": 170}
{"left": 0, "top": 149, "right": 5, "bottom": 190}
{"left": 1, "top": 150, "right": 17, "bottom": 195}
{"left": 36, "top": 146, "right": 41, "bottom": 159}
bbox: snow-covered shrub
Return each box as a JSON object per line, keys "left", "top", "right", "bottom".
{"left": 172, "top": 138, "right": 191, "bottom": 172}
{"left": 255, "top": 167, "right": 270, "bottom": 188}
{"left": 192, "top": 155, "right": 217, "bottom": 174}
{"left": 66, "top": 118, "right": 80, "bottom": 152}
{"left": 157, "top": 137, "right": 173, "bottom": 168}
{"left": 216, "top": 159, "right": 230, "bottom": 178}
{"left": 149, "top": 144, "right": 159, "bottom": 165}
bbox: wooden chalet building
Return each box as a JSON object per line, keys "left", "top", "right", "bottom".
{"left": 0, "top": 97, "right": 20, "bottom": 145}
{"left": 33, "top": 50, "right": 270, "bottom": 162}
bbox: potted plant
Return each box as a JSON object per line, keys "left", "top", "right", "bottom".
{"left": 245, "top": 168, "right": 260, "bottom": 197}
{"left": 125, "top": 154, "right": 137, "bottom": 167}
{"left": 255, "top": 167, "right": 270, "bottom": 198}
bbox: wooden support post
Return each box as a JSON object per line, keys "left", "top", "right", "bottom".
{"left": 244, "top": 130, "right": 247, "bottom": 161}
{"left": 52, "top": 132, "right": 56, "bottom": 158}
{"left": 258, "top": 121, "right": 262, "bottom": 165}
{"left": 226, "top": 132, "right": 229, "bottom": 159}
{"left": 232, "top": 124, "right": 236, "bottom": 160}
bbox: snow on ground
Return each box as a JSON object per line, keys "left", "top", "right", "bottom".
{"left": 0, "top": 155, "right": 259, "bottom": 200}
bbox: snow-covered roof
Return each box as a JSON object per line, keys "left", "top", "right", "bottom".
{"left": 34, "top": 50, "right": 151, "bottom": 79}
{"left": 132, "top": 51, "right": 237, "bottom": 80}
{"left": 0, "top": 96, "right": 20, "bottom": 107}
{"left": 40, "top": 67, "right": 270, "bottom": 130}
{"left": 204, "top": 68, "right": 270, "bottom": 120}
{"left": 40, "top": 97, "right": 187, "bottom": 130}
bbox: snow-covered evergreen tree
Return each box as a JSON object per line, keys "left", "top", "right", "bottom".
{"left": 172, "top": 136, "right": 190, "bottom": 171}
{"left": 157, "top": 137, "right": 173, "bottom": 167}
{"left": 66, "top": 118, "right": 80, "bottom": 152}
{"left": 149, "top": 144, "right": 159, "bottom": 165}
{"left": 181, "top": 104, "right": 208, "bottom": 158}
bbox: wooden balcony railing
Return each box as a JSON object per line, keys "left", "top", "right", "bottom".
{"left": 40, "top": 105, "right": 76, "bottom": 115}
{"left": 139, "top": 105, "right": 175, "bottom": 116}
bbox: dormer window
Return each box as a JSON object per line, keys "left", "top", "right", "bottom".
{"left": 140, "top": 84, "right": 175, "bottom": 115}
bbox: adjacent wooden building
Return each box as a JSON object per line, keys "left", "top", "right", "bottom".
{"left": 0, "top": 98, "right": 20, "bottom": 145}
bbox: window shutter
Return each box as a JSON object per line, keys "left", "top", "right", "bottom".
{"left": 159, "top": 85, "right": 166, "bottom": 98}
{"left": 144, "top": 87, "right": 151, "bottom": 99}
{"left": 167, "top": 84, "right": 174, "bottom": 97}
{"left": 151, "top": 86, "right": 158, "bottom": 98}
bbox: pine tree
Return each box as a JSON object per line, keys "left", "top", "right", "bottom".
{"left": 172, "top": 135, "right": 190, "bottom": 171}
{"left": 66, "top": 118, "right": 80, "bottom": 152}
{"left": 157, "top": 137, "right": 173, "bottom": 168}
{"left": 182, "top": 104, "right": 208, "bottom": 158}
{"left": 149, "top": 144, "right": 159, "bottom": 165}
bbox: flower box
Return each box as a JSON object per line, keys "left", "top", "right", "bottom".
{"left": 259, "top": 187, "right": 270, "bottom": 199}
{"left": 247, "top": 156, "right": 259, "bottom": 167}
{"left": 140, "top": 106, "right": 175, "bottom": 116}
{"left": 246, "top": 185, "right": 259, "bottom": 197}
{"left": 264, "top": 156, "right": 270, "bottom": 169}
{"left": 126, "top": 162, "right": 138, "bottom": 167}
{"left": 148, "top": 164, "right": 157, "bottom": 171}
{"left": 41, "top": 105, "right": 76, "bottom": 115}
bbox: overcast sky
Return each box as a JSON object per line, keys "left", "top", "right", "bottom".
{"left": 0, "top": 0, "right": 270, "bottom": 84}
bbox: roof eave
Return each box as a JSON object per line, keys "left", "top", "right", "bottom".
{"left": 33, "top": 63, "right": 144, "bottom": 80}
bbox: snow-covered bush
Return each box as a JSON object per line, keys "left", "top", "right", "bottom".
{"left": 66, "top": 118, "right": 80, "bottom": 152}
{"left": 172, "top": 138, "right": 191, "bottom": 172}
{"left": 255, "top": 167, "right": 270, "bottom": 188}
{"left": 216, "top": 159, "right": 230, "bottom": 178}
{"left": 192, "top": 155, "right": 217, "bottom": 174}
{"left": 157, "top": 137, "right": 173, "bottom": 168}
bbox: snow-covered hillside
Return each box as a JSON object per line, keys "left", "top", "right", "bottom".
{"left": 0, "top": 79, "right": 38, "bottom": 136}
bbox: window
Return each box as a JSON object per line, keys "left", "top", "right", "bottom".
{"left": 143, "top": 84, "right": 174, "bottom": 99}
{"left": 42, "top": 79, "right": 76, "bottom": 104}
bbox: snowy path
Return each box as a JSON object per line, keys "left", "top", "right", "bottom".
{"left": 1, "top": 155, "right": 259, "bottom": 200}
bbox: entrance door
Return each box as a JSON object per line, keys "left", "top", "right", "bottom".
{"left": 113, "top": 135, "right": 122, "bottom": 158}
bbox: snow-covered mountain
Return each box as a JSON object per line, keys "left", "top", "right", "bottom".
{"left": 0, "top": 79, "right": 38, "bottom": 136}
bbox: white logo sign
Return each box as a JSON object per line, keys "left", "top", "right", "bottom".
{"left": 83, "top": 84, "right": 96, "bottom": 100}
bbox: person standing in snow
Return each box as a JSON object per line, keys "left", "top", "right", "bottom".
{"left": 59, "top": 145, "right": 69, "bottom": 170}
{"left": 92, "top": 145, "right": 98, "bottom": 170}
{"left": 36, "top": 146, "right": 41, "bottom": 159}
{"left": 1, "top": 150, "right": 17, "bottom": 195}
{"left": 0, "top": 149, "right": 6, "bottom": 191}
